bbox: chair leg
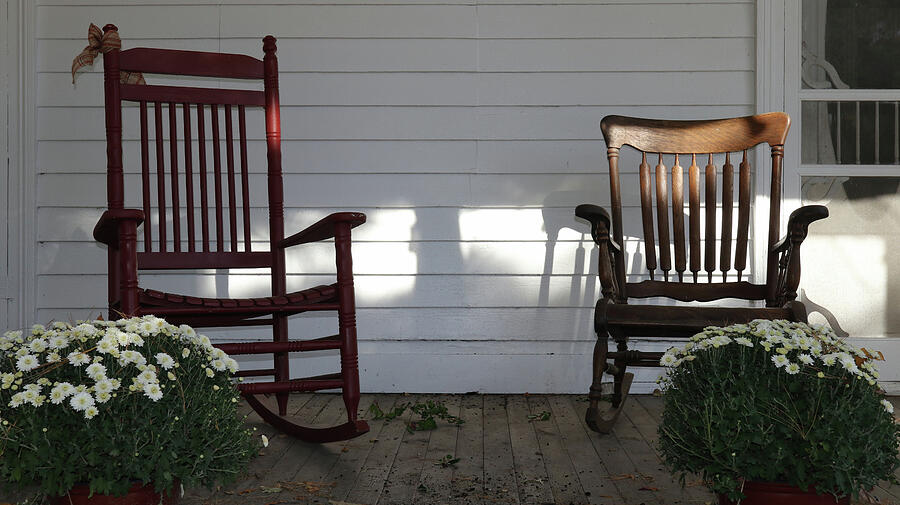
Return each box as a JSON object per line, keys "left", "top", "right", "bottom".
{"left": 611, "top": 339, "right": 629, "bottom": 407}
{"left": 585, "top": 318, "right": 633, "bottom": 433}
{"left": 273, "top": 315, "right": 290, "bottom": 416}
{"left": 335, "top": 221, "right": 363, "bottom": 425}
{"left": 586, "top": 334, "right": 609, "bottom": 423}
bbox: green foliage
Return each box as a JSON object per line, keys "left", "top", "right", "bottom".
{"left": 368, "top": 399, "right": 464, "bottom": 433}
{"left": 0, "top": 317, "right": 258, "bottom": 498}
{"left": 527, "top": 411, "right": 552, "bottom": 422}
{"left": 435, "top": 454, "right": 460, "bottom": 467}
{"left": 657, "top": 320, "right": 900, "bottom": 502}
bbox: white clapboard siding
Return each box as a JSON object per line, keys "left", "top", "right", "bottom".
{"left": 34, "top": 0, "right": 756, "bottom": 393}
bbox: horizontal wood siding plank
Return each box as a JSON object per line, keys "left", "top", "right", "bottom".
{"left": 43, "top": 71, "right": 754, "bottom": 107}
{"left": 40, "top": 139, "right": 756, "bottom": 175}
{"left": 477, "top": 3, "right": 754, "bottom": 38}
{"left": 38, "top": 206, "right": 668, "bottom": 242}
{"left": 37, "top": 5, "right": 220, "bottom": 38}
{"left": 38, "top": 105, "right": 752, "bottom": 141}
{"left": 36, "top": 172, "right": 635, "bottom": 207}
{"left": 221, "top": 5, "right": 478, "bottom": 38}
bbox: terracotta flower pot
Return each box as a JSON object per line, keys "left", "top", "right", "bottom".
{"left": 717, "top": 481, "right": 849, "bottom": 505}
{"left": 49, "top": 481, "right": 180, "bottom": 505}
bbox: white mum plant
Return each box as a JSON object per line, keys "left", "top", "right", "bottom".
{"left": 0, "top": 316, "right": 257, "bottom": 499}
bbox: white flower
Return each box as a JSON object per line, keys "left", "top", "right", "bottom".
{"left": 261, "top": 435, "right": 269, "bottom": 447}
{"left": 137, "top": 370, "right": 158, "bottom": 386}
{"left": 16, "top": 354, "right": 40, "bottom": 372}
{"left": 95, "top": 391, "right": 112, "bottom": 403}
{"left": 70, "top": 392, "right": 95, "bottom": 411}
{"left": 119, "top": 350, "right": 146, "bottom": 366}
{"left": 660, "top": 353, "right": 679, "bottom": 367}
{"left": 205, "top": 368, "right": 214, "bottom": 378}
{"left": 84, "top": 406, "right": 99, "bottom": 419}
{"left": 85, "top": 363, "right": 107, "bottom": 381}
{"left": 47, "top": 333, "right": 69, "bottom": 349}
{"left": 94, "top": 379, "right": 114, "bottom": 394}
{"left": 822, "top": 354, "right": 838, "bottom": 366}
{"left": 735, "top": 337, "right": 753, "bottom": 347}
{"left": 224, "top": 357, "right": 239, "bottom": 373}
{"left": 179, "top": 325, "right": 196, "bottom": 338}
{"left": 771, "top": 355, "right": 789, "bottom": 368}
{"left": 210, "top": 359, "right": 227, "bottom": 372}
{"left": 710, "top": 335, "right": 732, "bottom": 347}
{"left": 210, "top": 348, "right": 227, "bottom": 360}
{"left": 785, "top": 363, "right": 801, "bottom": 375}
{"left": 182, "top": 348, "right": 190, "bottom": 358}
{"left": 29, "top": 338, "right": 48, "bottom": 353}
{"left": 49, "top": 389, "right": 66, "bottom": 404}
{"left": 143, "top": 382, "right": 163, "bottom": 401}
{"left": 155, "top": 353, "right": 175, "bottom": 370}
{"left": 9, "top": 393, "right": 25, "bottom": 408}
{"left": 97, "top": 338, "right": 118, "bottom": 354}
{"left": 881, "top": 399, "right": 894, "bottom": 414}
{"left": 67, "top": 351, "right": 90, "bottom": 366}
{"left": 798, "top": 354, "right": 815, "bottom": 365}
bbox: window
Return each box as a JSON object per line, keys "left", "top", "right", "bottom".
{"left": 795, "top": 0, "right": 900, "bottom": 339}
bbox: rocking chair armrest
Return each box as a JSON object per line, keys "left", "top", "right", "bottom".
{"left": 279, "top": 212, "right": 367, "bottom": 248}
{"left": 93, "top": 209, "right": 145, "bottom": 247}
{"left": 771, "top": 205, "right": 829, "bottom": 254}
{"left": 575, "top": 204, "right": 622, "bottom": 253}
{"left": 768, "top": 204, "right": 828, "bottom": 306}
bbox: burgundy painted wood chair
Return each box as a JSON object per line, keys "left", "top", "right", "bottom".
{"left": 93, "top": 24, "right": 368, "bottom": 442}
{"left": 576, "top": 113, "right": 828, "bottom": 432}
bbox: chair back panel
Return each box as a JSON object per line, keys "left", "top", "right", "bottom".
{"left": 103, "top": 36, "right": 283, "bottom": 271}
{"left": 600, "top": 113, "right": 790, "bottom": 301}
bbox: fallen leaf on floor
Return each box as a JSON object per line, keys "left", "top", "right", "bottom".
{"left": 260, "top": 486, "right": 282, "bottom": 493}
{"left": 639, "top": 486, "right": 659, "bottom": 491}
{"left": 329, "top": 501, "right": 367, "bottom": 505}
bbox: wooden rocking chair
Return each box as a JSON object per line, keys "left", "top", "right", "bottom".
{"left": 576, "top": 112, "right": 828, "bottom": 433}
{"left": 93, "top": 25, "right": 369, "bottom": 442}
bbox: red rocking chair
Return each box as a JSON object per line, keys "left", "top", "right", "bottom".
{"left": 93, "top": 24, "right": 368, "bottom": 442}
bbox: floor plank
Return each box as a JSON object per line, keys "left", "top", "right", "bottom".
{"left": 547, "top": 395, "right": 624, "bottom": 505}
{"left": 378, "top": 394, "right": 439, "bottom": 504}
{"left": 482, "top": 395, "right": 520, "bottom": 505}
{"left": 344, "top": 394, "right": 419, "bottom": 505}
{"left": 326, "top": 394, "right": 402, "bottom": 503}
{"left": 527, "top": 395, "right": 587, "bottom": 505}
{"left": 449, "top": 394, "right": 485, "bottom": 505}
{"left": 417, "top": 395, "right": 464, "bottom": 503}
{"left": 506, "top": 394, "right": 555, "bottom": 504}
{"left": 574, "top": 396, "right": 665, "bottom": 505}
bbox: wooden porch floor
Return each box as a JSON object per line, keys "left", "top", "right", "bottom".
{"left": 179, "top": 394, "right": 900, "bottom": 505}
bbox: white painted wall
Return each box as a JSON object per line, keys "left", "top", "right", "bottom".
{"left": 31, "top": 0, "right": 755, "bottom": 393}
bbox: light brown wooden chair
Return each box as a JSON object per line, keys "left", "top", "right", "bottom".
{"left": 576, "top": 112, "right": 828, "bottom": 432}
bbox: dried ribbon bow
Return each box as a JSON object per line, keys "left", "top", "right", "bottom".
{"left": 71, "top": 23, "right": 145, "bottom": 85}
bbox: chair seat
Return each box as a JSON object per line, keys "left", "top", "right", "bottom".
{"left": 139, "top": 283, "right": 338, "bottom": 313}
{"left": 604, "top": 303, "right": 796, "bottom": 338}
